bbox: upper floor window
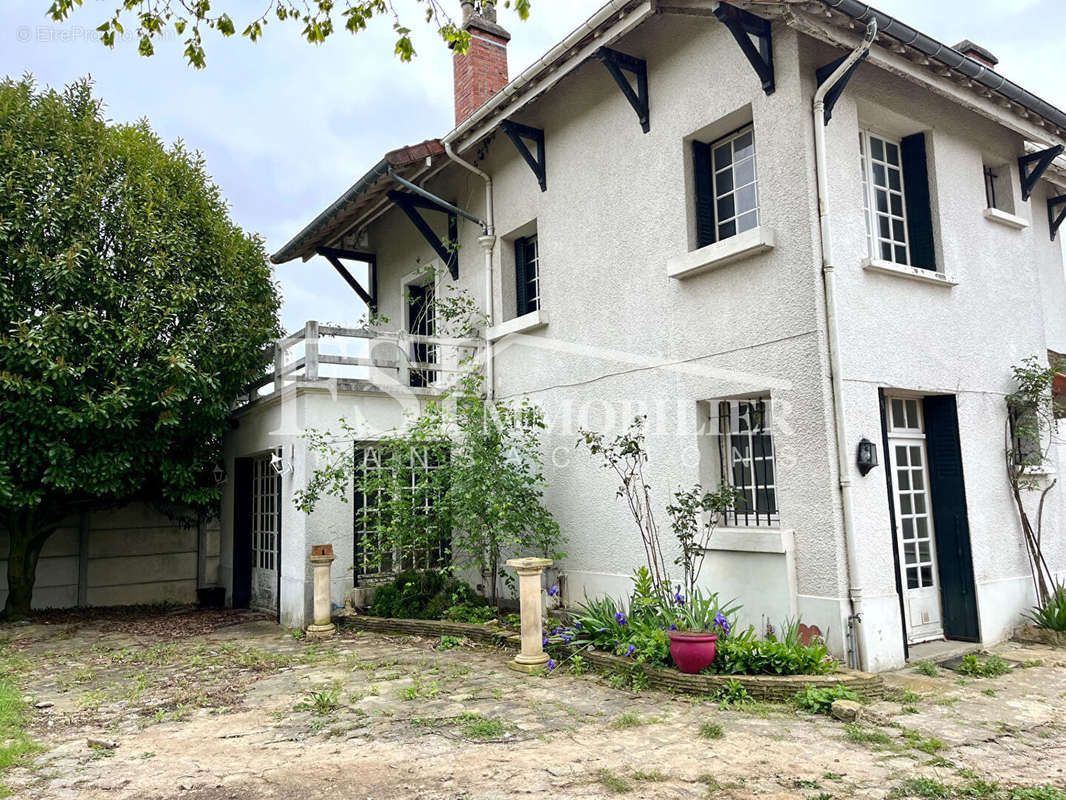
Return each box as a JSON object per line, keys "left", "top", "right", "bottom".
{"left": 515, "top": 233, "right": 539, "bottom": 317}
{"left": 407, "top": 282, "right": 437, "bottom": 388}
{"left": 715, "top": 397, "right": 778, "bottom": 527}
{"left": 693, "top": 125, "right": 760, "bottom": 248}
{"left": 859, "top": 129, "right": 936, "bottom": 271}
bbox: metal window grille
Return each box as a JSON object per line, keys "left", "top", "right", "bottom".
{"left": 716, "top": 398, "right": 779, "bottom": 527}
{"left": 710, "top": 125, "right": 759, "bottom": 241}
{"left": 352, "top": 445, "right": 450, "bottom": 583}
{"left": 860, "top": 130, "right": 911, "bottom": 265}
{"left": 251, "top": 454, "right": 279, "bottom": 571}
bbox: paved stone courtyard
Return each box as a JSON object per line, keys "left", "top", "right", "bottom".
{"left": 2, "top": 610, "right": 1065, "bottom": 799}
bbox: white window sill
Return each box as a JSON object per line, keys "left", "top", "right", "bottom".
{"left": 983, "top": 207, "right": 1029, "bottom": 230}
{"left": 703, "top": 528, "right": 794, "bottom": 555}
{"left": 487, "top": 309, "right": 548, "bottom": 342}
{"left": 667, "top": 226, "right": 775, "bottom": 280}
{"left": 1021, "top": 465, "right": 1056, "bottom": 478}
{"left": 862, "top": 258, "right": 958, "bottom": 288}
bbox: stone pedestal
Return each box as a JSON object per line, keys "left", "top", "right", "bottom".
{"left": 306, "top": 544, "right": 337, "bottom": 639}
{"left": 505, "top": 557, "right": 553, "bottom": 673}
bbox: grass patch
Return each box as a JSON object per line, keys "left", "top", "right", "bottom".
{"left": 598, "top": 768, "right": 631, "bottom": 794}
{"left": 843, "top": 722, "right": 898, "bottom": 750}
{"left": 632, "top": 770, "right": 666, "bottom": 782}
{"left": 294, "top": 687, "right": 340, "bottom": 715}
{"left": 461, "top": 717, "right": 509, "bottom": 740}
{"left": 900, "top": 727, "right": 944, "bottom": 754}
{"left": 610, "top": 712, "right": 647, "bottom": 729}
{"left": 793, "top": 684, "right": 859, "bottom": 714}
{"left": 913, "top": 660, "right": 939, "bottom": 677}
{"left": 891, "top": 777, "right": 952, "bottom": 798}
{"left": 0, "top": 680, "right": 43, "bottom": 796}
{"left": 699, "top": 720, "right": 724, "bottom": 740}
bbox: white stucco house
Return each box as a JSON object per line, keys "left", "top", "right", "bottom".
{"left": 222, "top": 0, "right": 1066, "bottom": 672}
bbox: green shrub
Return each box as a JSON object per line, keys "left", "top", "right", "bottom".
{"left": 707, "top": 627, "right": 836, "bottom": 676}
{"left": 1024, "top": 584, "right": 1066, "bottom": 632}
{"left": 956, "top": 654, "right": 1011, "bottom": 678}
{"left": 793, "top": 684, "right": 859, "bottom": 714}
{"left": 442, "top": 603, "right": 496, "bottom": 624}
{"left": 367, "top": 570, "right": 487, "bottom": 621}
{"left": 712, "top": 678, "right": 752, "bottom": 706}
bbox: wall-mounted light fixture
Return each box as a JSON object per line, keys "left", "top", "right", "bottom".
{"left": 270, "top": 451, "right": 294, "bottom": 476}
{"left": 857, "top": 437, "right": 878, "bottom": 476}
{"left": 212, "top": 464, "right": 227, "bottom": 486}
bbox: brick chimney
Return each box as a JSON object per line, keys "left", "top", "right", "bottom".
{"left": 453, "top": 0, "right": 510, "bottom": 126}
{"left": 953, "top": 39, "right": 999, "bottom": 69}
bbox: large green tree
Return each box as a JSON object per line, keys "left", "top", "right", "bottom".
{"left": 0, "top": 77, "right": 281, "bottom": 618}
{"left": 45, "top": 0, "right": 532, "bottom": 68}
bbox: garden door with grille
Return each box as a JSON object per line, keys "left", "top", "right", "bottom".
{"left": 885, "top": 396, "right": 944, "bottom": 644}
{"left": 250, "top": 451, "right": 282, "bottom": 614}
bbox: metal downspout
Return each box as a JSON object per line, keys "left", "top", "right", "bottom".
{"left": 813, "top": 19, "right": 877, "bottom": 672}
{"left": 444, "top": 142, "right": 496, "bottom": 401}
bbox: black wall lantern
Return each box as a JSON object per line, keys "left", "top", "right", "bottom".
{"left": 857, "top": 438, "right": 878, "bottom": 476}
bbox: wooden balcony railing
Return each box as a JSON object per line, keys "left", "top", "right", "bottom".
{"left": 240, "top": 320, "right": 481, "bottom": 403}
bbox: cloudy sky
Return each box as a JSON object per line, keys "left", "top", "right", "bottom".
{"left": 2, "top": 0, "right": 1063, "bottom": 331}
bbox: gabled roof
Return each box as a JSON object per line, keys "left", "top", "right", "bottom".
{"left": 271, "top": 0, "right": 1066, "bottom": 266}
{"left": 271, "top": 140, "right": 443, "bottom": 264}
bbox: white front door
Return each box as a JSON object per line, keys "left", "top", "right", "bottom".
{"left": 886, "top": 397, "right": 943, "bottom": 644}
{"left": 250, "top": 454, "right": 280, "bottom": 613}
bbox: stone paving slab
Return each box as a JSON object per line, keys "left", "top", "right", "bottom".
{"left": 1, "top": 615, "right": 1064, "bottom": 799}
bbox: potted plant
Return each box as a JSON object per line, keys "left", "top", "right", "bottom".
{"left": 665, "top": 588, "right": 736, "bottom": 674}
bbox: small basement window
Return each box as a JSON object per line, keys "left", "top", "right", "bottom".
{"left": 693, "top": 125, "right": 760, "bottom": 248}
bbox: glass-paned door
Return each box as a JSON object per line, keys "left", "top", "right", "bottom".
{"left": 250, "top": 453, "right": 281, "bottom": 613}
{"left": 886, "top": 397, "right": 943, "bottom": 644}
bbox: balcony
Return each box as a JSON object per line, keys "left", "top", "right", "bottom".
{"left": 238, "top": 320, "right": 481, "bottom": 406}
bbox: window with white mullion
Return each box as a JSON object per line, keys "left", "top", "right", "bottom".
{"left": 711, "top": 126, "right": 760, "bottom": 241}
{"left": 860, "top": 130, "right": 910, "bottom": 266}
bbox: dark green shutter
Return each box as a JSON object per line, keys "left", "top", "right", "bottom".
{"left": 232, "top": 457, "right": 253, "bottom": 609}
{"left": 901, "top": 133, "right": 936, "bottom": 271}
{"left": 693, "top": 140, "right": 716, "bottom": 248}
{"left": 515, "top": 237, "right": 529, "bottom": 317}
{"left": 923, "top": 395, "right": 980, "bottom": 642}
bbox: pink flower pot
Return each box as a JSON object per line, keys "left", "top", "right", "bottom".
{"left": 668, "top": 631, "right": 718, "bottom": 674}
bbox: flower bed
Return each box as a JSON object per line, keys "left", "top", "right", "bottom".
{"left": 336, "top": 615, "right": 885, "bottom": 701}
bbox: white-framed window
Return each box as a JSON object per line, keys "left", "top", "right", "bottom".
{"left": 352, "top": 445, "right": 449, "bottom": 582}
{"left": 860, "top": 130, "right": 911, "bottom": 265}
{"left": 711, "top": 125, "right": 760, "bottom": 241}
{"left": 714, "top": 398, "right": 779, "bottom": 527}
{"left": 251, "top": 454, "right": 279, "bottom": 571}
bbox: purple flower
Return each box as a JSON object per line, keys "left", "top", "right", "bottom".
{"left": 548, "top": 585, "right": 559, "bottom": 597}
{"left": 573, "top": 621, "right": 582, "bottom": 629}
{"left": 668, "top": 623, "right": 678, "bottom": 631}
{"left": 615, "top": 612, "right": 628, "bottom": 626}
{"left": 674, "top": 589, "right": 686, "bottom": 606}
{"left": 625, "top": 644, "right": 636, "bottom": 657}
{"left": 542, "top": 636, "right": 550, "bottom": 646}
{"left": 547, "top": 659, "right": 556, "bottom": 671}
{"left": 714, "top": 613, "right": 731, "bottom": 635}
{"left": 562, "top": 634, "right": 573, "bottom": 644}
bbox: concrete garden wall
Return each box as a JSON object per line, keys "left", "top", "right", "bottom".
{"left": 0, "top": 502, "right": 219, "bottom": 610}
